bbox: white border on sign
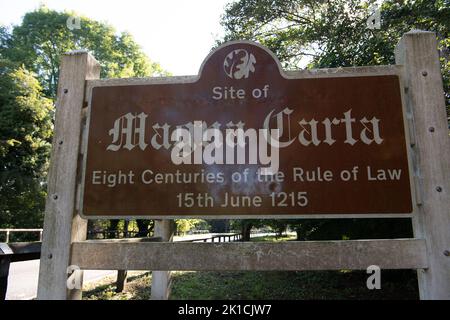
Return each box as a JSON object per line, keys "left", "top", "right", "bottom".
{"left": 78, "top": 42, "right": 417, "bottom": 220}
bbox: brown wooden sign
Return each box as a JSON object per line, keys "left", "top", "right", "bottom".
{"left": 81, "top": 42, "right": 413, "bottom": 218}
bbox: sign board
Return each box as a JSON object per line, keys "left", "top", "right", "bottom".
{"left": 81, "top": 42, "right": 412, "bottom": 218}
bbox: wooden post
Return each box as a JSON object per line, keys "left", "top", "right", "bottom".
{"left": 0, "top": 244, "right": 12, "bottom": 300}
{"left": 395, "top": 30, "right": 450, "bottom": 299}
{"left": 5, "top": 231, "right": 9, "bottom": 244}
{"left": 151, "top": 220, "right": 175, "bottom": 300}
{"left": 37, "top": 51, "right": 100, "bottom": 300}
{"left": 0, "top": 257, "right": 11, "bottom": 300}
{"left": 116, "top": 270, "right": 128, "bottom": 293}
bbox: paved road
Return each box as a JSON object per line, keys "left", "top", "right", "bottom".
{"left": 5, "top": 260, "right": 116, "bottom": 300}
{"left": 5, "top": 232, "right": 281, "bottom": 300}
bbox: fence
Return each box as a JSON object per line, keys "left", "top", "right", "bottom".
{"left": 0, "top": 230, "right": 242, "bottom": 299}
{"left": 0, "top": 228, "right": 149, "bottom": 242}
{"left": 87, "top": 231, "right": 243, "bottom": 242}
{"left": 0, "top": 229, "right": 43, "bottom": 243}
{"left": 179, "top": 233, "right": 242, "bottom": 243}
{"left": 87, "top": 230, "right": 139, "bottom": 240}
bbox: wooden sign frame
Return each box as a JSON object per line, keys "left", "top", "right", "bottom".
{"left": 37, "top": 31, "right": 450, "bottom": 300}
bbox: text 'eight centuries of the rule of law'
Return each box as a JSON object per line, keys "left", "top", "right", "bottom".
{"left": 90, "top": 166, "right": 403, "bottom": 208}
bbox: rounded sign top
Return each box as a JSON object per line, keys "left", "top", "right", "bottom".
{"left": 198, "top": 41, "right": 284, "bottom": 82}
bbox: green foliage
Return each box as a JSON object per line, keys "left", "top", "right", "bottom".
{"left": 0, "top": 7, "right": 169, "bottom": 230}
{"left": 170, "top": 270, "right": 418, "bottom": 300}
{"left": 84, "top": 270, "right": 418, "bottom": 300}
{"left": 175, "top": 219, "right": 206, "bottom": 235}
{"left": 0, "top": 59, "right": 53, "bottom": 228}
{"left": 0, "top": 26, "right": 11, "bottom": 57}
{"left": 292, "top": 219, "right": 413, "bottom": 241}
{"left": 207, "top": 219, "right": 230, "bottom": 233}
{"left": 1, "top": 6, "right": 168, "bottom": 98}
{"left": 221, "top": 0, "right": 449, "bottom": 107}
{"left": 251, "top": 234, "right": 296, "bottom": 242}
{"left": 221, "top": 0, "right": 449, "bottom": 240}
{"left": 264, "top": 219, "right": 289, "bottom": 236}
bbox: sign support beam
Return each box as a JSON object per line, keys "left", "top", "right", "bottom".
{"left": 70, "top": 239, "right": 428, "bottom": 271}
{"left": 37, "top": 51, "right": 100, "bottom": 300}
{"left": 151, "top": 220, "right": 175, "bottom": 300}
{"left": 395, "top": 30, "right": 450, "bottom": 299}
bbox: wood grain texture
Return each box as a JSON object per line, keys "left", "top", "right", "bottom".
{"left": 37, "top": 52, "right": 100, "bottom": 300}
{"left": 71, "top": 239, "right": 428, "bottom": 271}
{"left": 151, "top": 220, "right": 175, "bottom": 300}
{"left": 395, "top": 30, "right": 450, "bottom": 299}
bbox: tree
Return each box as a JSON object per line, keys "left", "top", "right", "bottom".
{"left": 207, "top": 219, "right": 230, "bottom": 233}
{"left": 220, "top": 0, "right": 446, "bottom": 240}
{"left": 0, "top": 59, "right": 53, "bottom": 229}
{"left": 175, "top": 219, "right": 206, "bottom": 235}
{"left": 230, "top": 219, "right": 267, "bottom": 241}
{"left": 221, "top": 0, "right": 449, "bottom": 109}
{"left": 266, "top": 219, "right": 289, "bottom": 237}
{"left": 0, "top": 7, "right": 169, "bottom": 232}
{"left": 0, "top": 26, "right": 11, "bottom": 56}
{"left": 136, "top": 219, "right": 154, "bottom": 237}
{"left": 1, "top": 6, "right": 168, "bottom": 98}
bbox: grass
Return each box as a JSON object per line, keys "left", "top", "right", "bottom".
{"left": 83, "top": 235, "right": 419, "bottom": 300}
{"left": 251, "top": 234, "right": 297, "bottom": 242}
{"left": 83, "top": 272, "right": 152, "bottom": 300}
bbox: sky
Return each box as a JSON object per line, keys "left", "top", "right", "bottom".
{"left": 0, "top": 0, "right": 234, "bottom": 75}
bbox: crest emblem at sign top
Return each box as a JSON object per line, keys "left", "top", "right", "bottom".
{"left": 223, "top": 49, "right": 256, "bottom": 79}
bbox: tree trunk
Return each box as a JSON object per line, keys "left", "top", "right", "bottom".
{"left": 108, "top": 220, "right": 119, "bottom": 239}
{"left": 241, "top": 222, "right": 252, "bottom": 241}
{"left": 136, "top": 220, "right": 150, "bottom": 237}
{"left": 124, "top": 220, "right": 129, "bottom": 238}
